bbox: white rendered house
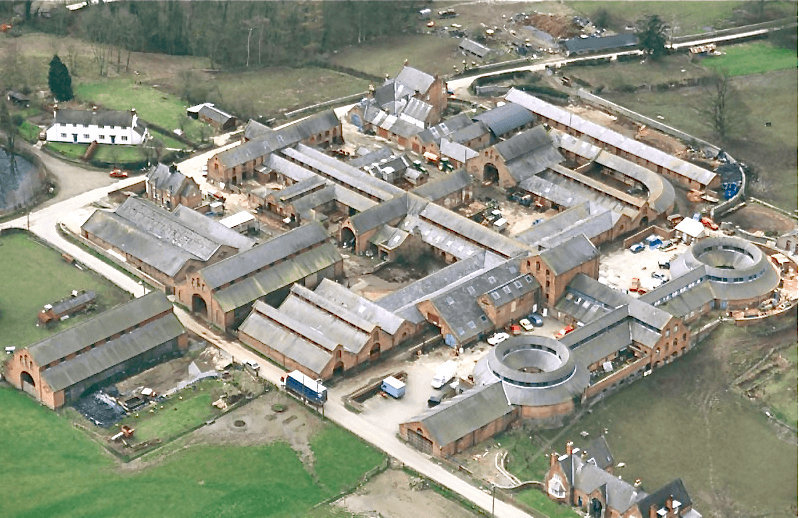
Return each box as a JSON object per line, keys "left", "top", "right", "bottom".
{"left": 45, "top": 107, "right": 149, "bottom": 145}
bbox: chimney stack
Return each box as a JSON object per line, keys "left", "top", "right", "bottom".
{"left": 53, "top": 102, "right": 59, "bottom": 117}
{"left": 566, "top": 441, "right": 573, "bottom": 456}
{"left": 92, "top": 105, "right": 97, "bottom": 114}
{"left": 549, "top": 452, "right": 558, "bottom": 467}
{"left": 131, "top": 108, "right": 136, "bottom": 116}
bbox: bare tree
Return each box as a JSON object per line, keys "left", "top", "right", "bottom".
{"left": 695, "top": 70, "right": 747, "bottom": 141}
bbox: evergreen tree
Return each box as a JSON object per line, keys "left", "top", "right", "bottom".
{"left": 635, "top": 15, "right": 669, "bottom": 60}
{"left": 48, "top": 54, "right": 73, "bottom": 102}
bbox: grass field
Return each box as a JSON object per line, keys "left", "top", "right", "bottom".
{"left": 18, "top": 121, "right": 41, "bottom": 143}
{"left": 605, "top": 68, "right": 798, "bottom": 211}
{"left": 568, "top": 1, "right": 795, "bottom": 35}
{"left": 514, "top": 489, "right": 580, "bottom": 518}
{"left": 507, "top": 318, "right": 798, "bottom": 517}
{"left": 567, "top": 53, "right": 712, "bottom": 91}
{"left": 704, "top": 41, "right": 798, "bottom": 76}
{"left": 0, "top": 232, "right": 130, "bottom": 351}
{"left": 330, "top": 34, "right": 469, "bottom": 78}
{"left": 45, "top": 142, "right": 148, "bottom": 164}
{"left": 208, "top": 67, "right": 369, "bottom": 118}
{"left": 0, "top": 387, "right": 384, "bottom": 518}
{"left": 74, "top": 78, "right": 206, "bottom": 142}
{"left": 45, "top": 142, "right": 88, "bottom": 160}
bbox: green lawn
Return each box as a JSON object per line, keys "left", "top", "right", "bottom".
{"left": 209, "top": 67, "right": 369, "bottom": 119}
{"left": 0, "top": 387, "right": 384, "bottom": 518}
{"left": 514, "top": 489, "right": 580, "bottom": 518}
{"left": 92, "top": 144, "right": 148, "bottom": 164}
{"left": 0, "top": 233, "right": 131, "bottom": 351}
{"left": 310, "top": 425, "right": 386, "bottom": 494}
{"left": 74, "top": 78, "right": 206, "bottom": 142}
{"left": 605, "top": 68, "right": 798, "bottom": 211}
{"left": 115, "top": 381, "right": 221, "bottom": 443}
{"left": 704, "top": 41, "right": 798, "bottom": 76}
{"left": 567, "top": 53, "right": 711, "bottom": 90}
{"left": 510, "top": 320, "right": 797, "bottom": 517}
{"left": 45, "top": 141, "right": 88, "bottom": 160}
{"left": 18, "top": 121, "right": 41, "bottom": 143}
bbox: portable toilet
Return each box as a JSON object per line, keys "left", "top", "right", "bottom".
{"left": 381, "top": 376, "right": 406, "bottom": 399}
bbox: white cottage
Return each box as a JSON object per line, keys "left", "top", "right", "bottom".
{"left": 45, "top": 107, "right": 149, "bottom": 145}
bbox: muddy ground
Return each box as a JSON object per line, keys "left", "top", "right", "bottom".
{"left": 724, "top": 204, "right": 796, "bottom": 235}
{"left": 333, "top": 467, "right": 480, "bottom": 518}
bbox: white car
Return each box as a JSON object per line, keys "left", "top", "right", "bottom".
{"left": 244, "top": 360, "right": 260, "bottom": 372}
{"left": 519, "top": 318, "right": 534, "bottom": 332}
{"left": 487, "top": 332, "right": 510, "bottom": 346}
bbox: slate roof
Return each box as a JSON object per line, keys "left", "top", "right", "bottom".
{"left": 568, "top": 455, "right": 647, "bottom": 513}
{"left": 405, "top": 381, "right": 513, "bottom": 447}
{"left": 28, "top": 292, "right": 173, "bottom": 367}
{"left": 313, "top": 278, "right": 405, "bottom": 335}
{"left": 279, "top": 285, "right": 372, "bottom": 354}
{"left": 450, "top": 121, "right": 490, "bottom": 144}
{"left": 42, "top": 313, "right": 185, "bottom": 392}
{"left": 474, "top": 103, "right": 535, "bottom": 137}
{"left": 198, "top": 105, "right": 235, "bottom": 125}
{"left": 583, "top": 436, "right": 614, "bottom": 471}
{"left": 562, "top": 34, "right": 638, "bottom": 55}
{"left": 212, "top": 242, "right": 341, "bottom": 313}
{"left": 349, "top": 194, "right": 413, "bottom": 234}
{"left": 238, "top": 301, "right": 333, "bottom": 375}
{"left": 415, "top": 114, "right": 473, "bottom": 145}
{"left": 395, "top": 66, "right": 436, "bottom": 94}
{"left": 459, "top": 38, "right": 492, "bottom": 58}
{"left": 171, "top": 205, "right": 255, "bottom": 252}
{"left": 519, "top": 174, "right": 588, "bottom": 209}
{"left": 494, "top": 125, "right": 552, "bottom": 163}
{"left": 636, "top": 479, "right": 693, "bottom": 517}
{"left": 370, "top": 224, "right": 409, "bottom": 251}
{"left": 377, "top": 251, "right": 497, "bottom": 323}
{"left": 200, "top": 223, "right": 329, "bottom": 290}
{"left": 275, "top": 176, "right": 327, "bottom": 203}
{"left": 49, "top": 291, "right": 97, "bottom": 316}
{"left": 291, "top": 185, "right": 337, "bottom": 215}
{"left": 243, "top": 119, "right": 272, "bottom": 140}
{"left": 539, "top": 234, "right": 598, "bottom": 276}
{"left": 349, "top": 147, "right": 393, "bottom": 168}
{"left": 517, "top": 203, "right": 613, "bottom": 251}
{"left": 54, "top": 108, "right": 135, "bottom": 128}
{"left": 506, "top": 89, "right": 717, "bottom": 186}
{"left": 264, "top": 154, "right": 318, "bottom": 183}
{"left": 147, "top": 163, "right": 189, "bottom": 198}
{"left": 412, "top": 169, "right": 472, "bottom": 202}
{"left": 439, "top": 138, "right": 479, "bottom": 164}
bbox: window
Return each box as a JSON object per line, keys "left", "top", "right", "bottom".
{"left": 84, "top": 134, "right": 90, "bottom": 139}
{"left": 99, "top": 135, "right": 105, "bottom": 140}
{"left": 545, "top": 281, "right": 550, "bottom": 288}
{"left": 60, "top": 133, "right": 67, "bottom": 138}
{"left": 122, "top": 136, "right": 128, "bottom": 141}
{"left": 99, "top": 125, "right": 104, "bottom": 129}
{"left": 665, "top": 329, "right": 670, "bottom": 337}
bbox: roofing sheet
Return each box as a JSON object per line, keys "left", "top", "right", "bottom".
{"left": 506, "top": 89, "right": 717, "bottom": 186}
{"left": 540, "top": 234, "right": 598, "bottom": 276}
{"left": 42, "top": 314, "right": 184, "bottom": 392}
{"left": 406, "top": 381, "right": 513, "bottom": 447}
{"left": 474, "top": 102, "right": 535, "bottom": 137}
{"left": 459, "top": 38, "right": 491, "bottom": 58}
{"left": 49, "top": 291, "right": 97, "bottom": 316}
{"left": 395, "top": 66, "right": 436, "bottom": 94}
{"left": 172, "top": 205, "right": 255, "bottom": 251}
{"left": 494, "top": 125, "right": 552, "bottom": 163}
{"left": 563, "top": 34, "right": 638, "bottom": 54}
{"left": 349, "top": 194, "right": 412, "bottom": 234}
{"left": 313, "top": 278, "right": 405, "bottom": 335}
{"left": 54, "top": 109, "right": 134, "bottom": 128}
{"left": 439, "top": 139, "right": 479, "bottom": 164}
{"left": 212, "top": 242, "right": 341, "bottom": 313}
{"left": 276, "top": 176, "right": 327, "bottom": 202}
{"left": 200, "top": 223, "right": 329, "bottom": 290}
{"left": 28, "top": 292, "right": 173, "bottom": 367}
{"left": 266, "top": 154, "right": 318, "bottom": 183}
{"left": 412, "top": 169, "right": 472, "bottom": 201}
{"left": 239, "top": 303, "right": 333, "bottom": 375}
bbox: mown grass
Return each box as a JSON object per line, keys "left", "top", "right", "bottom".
{"left": 74, "top": 78, "right": 206, "bottom": 141}
{"left": 605, "top": 68, "right": 798, "bottom": 211}
{"left": 704, "top": 41, "right": 798, "bottom": 76}
{"left": 512, "top": 320, "right": 797, "bottom": 517}
{"left": 45, "top": 141, "right": 88, "bottom": 159}
{"left": 18, "top": 121, "right": 41, "bottom": 143}
{"left": 0, "top": 232, "right": 130, "bottom": 350}
{"left": 93, "top": 144, "right": 147, "bottom": 164}
{"left": 0, "top": 387, "right": 384, "bottom": 518}
{"left": 310, "top": 425, "right": 386, "bottom": 494}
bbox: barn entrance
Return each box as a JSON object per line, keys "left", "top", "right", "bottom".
{"left": 341, "top": 227, "right": 355, "bottom": 249}
{"left": 20, "top": 371, "right": 36, "bottom": 397}
{"left": 192, "top": 294, "right": 208, "bottom": 318}
{"left": 483, "top": 163, "right": 499, "bottom": 184}
{"left": 590, "top": 498, "right": 603, "bottom": 518}
{"left": 408, "top": 429, "right": 433, "bottom": 454}
{"left": 369, "top": 342, "right": 381, "bottom": 361}
{"left": 333, "top": 361, "right": 345, "bottom": 376}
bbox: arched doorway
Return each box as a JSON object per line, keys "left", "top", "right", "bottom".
{"left": 21, "top": 371, "right": 35, "bottom": 387}
{"left": 483, "top": 163, "right": 499, "bottom": 184}
{"left": 332, "top": 361, "right": 345, "bottom": 376}
{"left": 590, "top": 498, "right": 603, "bottom": 518}
{"left": 192, "top": 294, "right": 208, "bottom": 318}
{"left": 341, "top": 227, "right": 356, "bottom": 249}
{"left": 369, "top": 342, "right": 381, "bottom": 361}
{"left": 640, "top": 216, "right": 649, "bottom": 227}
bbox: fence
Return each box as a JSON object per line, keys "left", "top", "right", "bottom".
{"left": 576, "top": 89, "right": 720, "bottom": 154}
{"left": 669, "top": 17, "right": 798, "bottom": 45}
{"left": 283, "top": 91, "right": 368, "bottom": 120}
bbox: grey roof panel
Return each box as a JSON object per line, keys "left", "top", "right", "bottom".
{"left": 405, "top": 381, "right": 513, "bottom": 447}
{"left": 42, "top": 314, "right": 184, "bottom": 392}
{"left": 200, "top": 223, "right": 329, "bottom": 289}
{"left": 395, "top": 66, "right": 436, "bottom": 94}
{"left": 313, "top": 278, "right": 405, "bottom": 335}
{"left": 172, "top": 205, "right": 255, "bottom": 252}
{"left": 54, "top": 109, "right": 134, "bottom": 128}
{"left": 540, "top": 235, "right": 599, "bottom": 276}
{"left": 494, "top": 125, "right": 552, "bottom": 163}
{"left": 412, "top": 169, "right": 472, "bottom": 202}
{"left": 474, "top": 103, "right": 535, "bottom": 137}
{"left": 563, "top": 34, "right": 638, "bottom": 54}
{"left": 459, "top": 38, "right": 491, "bottom": 58}
{"left": 28, "top": 292, "right": 172, "bottom": 367}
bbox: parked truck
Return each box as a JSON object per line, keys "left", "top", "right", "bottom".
{"left": 284, "top": 370, "right": 327, "bottom": 405}
{"left": 431, "top": 360, "right": 457, "bottom": 389}
{"left": 381, "top": 376, "right": 406, "bottom": 399}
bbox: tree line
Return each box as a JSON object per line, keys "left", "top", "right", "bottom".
{"left": 26, "top": 1, "right": 420, "bottom": 74}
